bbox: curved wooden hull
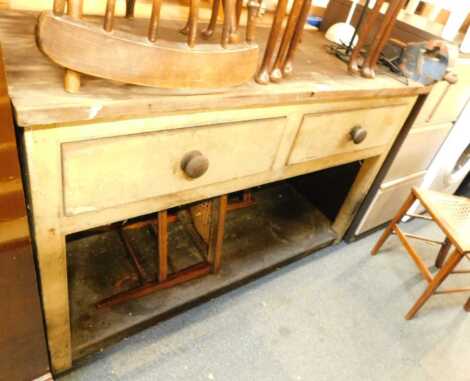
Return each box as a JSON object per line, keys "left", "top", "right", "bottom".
{"left": 37, "top": 12, "right": 259, "bottom": 89}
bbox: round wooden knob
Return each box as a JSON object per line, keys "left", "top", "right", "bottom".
{"left": 350, "top": 126, "right": 367, "bottom": 144}
{"left": 180, "top": 150, "right": 209, "bottom": 179}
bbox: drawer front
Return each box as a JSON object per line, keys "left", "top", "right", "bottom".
{"left": 384, "top": 123, "right": 452, "bottom": 182}
{"left": 62, "top": 117, "right": 286, "bottom": 215}
{"left": 288, "top": 102, "right": 411, "bottom": 165}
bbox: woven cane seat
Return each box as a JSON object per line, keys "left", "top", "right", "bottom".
{"left": 413, "top": 187, "right": 470, "bottom": 253}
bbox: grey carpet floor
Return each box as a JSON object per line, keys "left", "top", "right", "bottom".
{"left": 60, "top": 219, "right": 470, "bottom": 381}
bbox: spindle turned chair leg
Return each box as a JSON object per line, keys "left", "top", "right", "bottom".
{"left": 104, "top": 0, "right": 117, "bottom": 33}
{"left": 245, "top": 0, "right": 260, "bottom": 43}
{"left": 465, "top": 297, "right": 470, "bottom": 312}
{"left": 64, "top": 0, "right": 83, "bottom": 93}
{"left": 180, "top": 0, "right": 199, "bottom": 46}
{"left": 405, "top": 249, "right": 464, "bottom": 320}
{"left": 270, "top": 0, "right": 304, "bottom": 82}
{"left": 126, "top": 0, "right": 136, "bottom": 17}
{"left": 282, "top": 0, "right": 312, "bottom": 77}
{"left": 255, "top": 0, "right": 287, "bottom": 83}
{"left": 201, "top": 0, "right": 221, "bottom": 39}
{"left": 371, "top": 192, "right": 416, "bottom": 256}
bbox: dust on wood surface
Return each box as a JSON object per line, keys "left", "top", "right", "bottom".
{"left": 0, "top": 11, "right": 426, "bottom": 127}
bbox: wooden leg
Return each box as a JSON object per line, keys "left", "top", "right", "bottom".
{"left": 371, "top": 192, "right": 416, "bottom": 256}
{"left": 280, "top": 0, "right": 311, "bottom": 77}
{"left": 201, "top": 0, "right": 220, "bottom": 39}
{"left": 158, "top": 210, "right": 168, "bottom": 282}
{"left": 255, "top": 0, "right": 287, "bottom": 84}
{"left": 362, "top": 0, "right": 406, "bottom": 79}
{"left": 435, "top": 237, "right": 451, "bottom": 269}
{"left": 126, "top": 0, "right": 136, "bottom": 17}
{"left": 64, "top": 69, "right": 80, "bottom": 93}
{"left": 64, "top": 0, "right": 83, "bottom": 93}
{"left": 35, "top": 232, "right": 71, "bottom": 372}
{"left": 187, "top": 0, "right": 200, "bottom": 47}
{"left": 208, "top": 195, "right": 228, "bottom": 273}
{"left": 270, "top": 0, "right": 304, "bottom": 82}
{"left": 405, "top": 249, "right": 464, "bottom": 320}
{"left": 332, "top": 155, "right": 392, "bottom": 240}
{"left": 24, "top": 128, "right": 72, "bottom": 372}
{"left": 348, "top": 0, "right": 385, "bottom": 74}
{"left": 245, "top": 0, "right": 260, "bottom": 43}
{"left": 464, "top": 297, "right": 470, "bottom": 312}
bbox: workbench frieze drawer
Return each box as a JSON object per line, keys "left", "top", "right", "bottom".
{"left": 61, "top": 117, "right": 286, "bottom": 216}
{"left": 287, "top": 103, "right": 412, "bottom": 165}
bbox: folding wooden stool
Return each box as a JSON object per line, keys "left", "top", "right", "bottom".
{"left": 372, "top": 187, "right": 470, "bottom": 319}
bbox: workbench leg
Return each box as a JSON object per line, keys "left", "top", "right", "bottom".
{"left": 208, "top": 194, "right": 228, "bottom": 273}
{"left": 24, "top": 128, "right": 72, "bottom": 373}
{"left": 35, "top": 232, "right": 71, "bottom": 372}
{"left": 332, "top": 154, "right": 386, "bottom": 240}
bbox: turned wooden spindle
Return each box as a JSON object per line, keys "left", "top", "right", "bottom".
{"left": 270, "top": 0, "right": 304, "bottom": 82}
{"left": 53, "top": 0, "right": 66, "bottom": 15}
{"left": 255, "top": 0, "right": 287, "bottom": 84}
{"left": 282, "top": 0, "right": 311, "bottom": 77}
{"left": 362, "top": 0, "right": 406, "bottom": 78}
{"left": 246, "top": 0, "right": 259, "bottom": 43}
{"left": 235, "top": 0, "right": 243, "bottom": 30}
{"left": 104, "top": 0, "right": 117, "bottom": 32}
{"left": 148, "top": 0, "right": 162, "bottom": 42}
{"left": 222, "top": 0, "right": 231, "bottom": 46}
{"left": 221, "top": 0, "right": 239, "bottom": 46}
{"left": 188, "top": 0, "right": 200, "bottom": 47}
{"left": 126, "top": 0, "right": 136, "bottom": 18}
{"left": 64, "top": 0, "right": 83, "bottom": 93}
{"left": 202, "top": 0, "right": 221, "bottom": 39}
{"left": 348, "top": 0, "right": 385, "bottom": 75}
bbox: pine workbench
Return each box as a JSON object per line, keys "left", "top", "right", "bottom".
{"left": 0, "top": 10, "right": 428, "bottom": 373}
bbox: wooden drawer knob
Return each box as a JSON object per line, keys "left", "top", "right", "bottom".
{"left": 181, "top": 150, "right": 209, "bottom": 179}
{"left": 350, "top": 126, "right": 367, "bottom": 144}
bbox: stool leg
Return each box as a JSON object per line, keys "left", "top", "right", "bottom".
{"left": 405, "top": 249, "right": 463, "bottom": 320}
{"left": 371, "top": 192, "right": 416, "bottom": 256}
{"left": 465, "top": 297, "right": 470, "bottom": 312}
{"left": 435, "top": 237, "right": 451, "bottom": 269}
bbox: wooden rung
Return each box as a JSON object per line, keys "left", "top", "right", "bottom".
{"left": 391, "top": 231, "right": 443, "bottom": 245}
{"left": 393, "top": 225, "right": 434, "bottom": 283}
{"left": 435, "top": 287, "right": 470, "bottom": 295}
{"left": 96, "top": 262, "right": 211, "bottom": 308}
{"left": 104, "top": 0, "right": 117, "bottom": 32}
{"left": 148, "top": 0, "right": 161, "bottom": 42}
{"left": 405, "top": 213, "right": 432, "bottom": 220}
{"left": 451, "top": 269, "right": 470, "bottom": 274}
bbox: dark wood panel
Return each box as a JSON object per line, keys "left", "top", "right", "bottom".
{"left": 0, "top": 44, "right": 51, "bottom": 381}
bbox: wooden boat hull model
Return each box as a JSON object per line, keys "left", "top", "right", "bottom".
{"left": 37, "top": 1, "right": 259, "bottom": 91}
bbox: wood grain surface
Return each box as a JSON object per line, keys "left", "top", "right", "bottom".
{"left": 0, "top": 11, "right": 427, "bottom": 127}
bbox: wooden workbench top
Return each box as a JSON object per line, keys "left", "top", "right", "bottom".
{"left": 0, "top": 10, "right": 426, "bottom": 127}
